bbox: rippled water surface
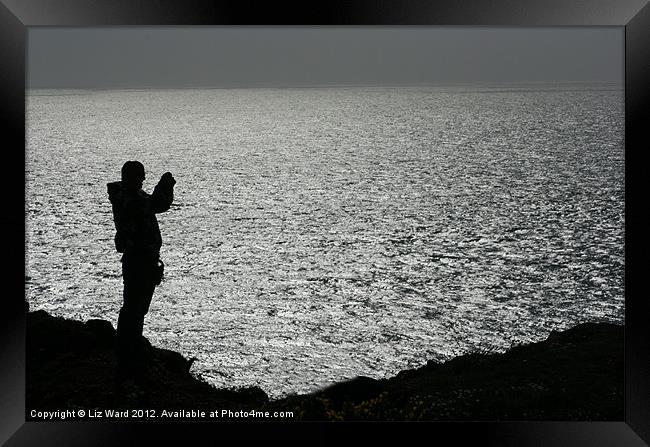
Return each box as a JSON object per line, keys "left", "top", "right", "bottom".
{"left": 26, "top": 87, "right": 624, "bottom": 398}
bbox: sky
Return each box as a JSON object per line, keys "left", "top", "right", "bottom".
{"left": 27, "top": 27, "right": 623, "bottom": 88}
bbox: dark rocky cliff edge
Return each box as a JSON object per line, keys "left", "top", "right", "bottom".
{"left": 27, "top": 309, "right": 622, "bottom": 421}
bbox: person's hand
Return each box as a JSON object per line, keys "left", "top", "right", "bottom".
{"left": 161, "top": 172, "right": 176, "bottom": 186}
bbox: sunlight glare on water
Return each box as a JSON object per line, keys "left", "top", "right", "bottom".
{"left": 26, "top": 86, "right": 624, "bottom": 398}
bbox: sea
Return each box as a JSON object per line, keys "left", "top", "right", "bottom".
{"left": 26, "top": 85, "right": 625, "bottom": 399}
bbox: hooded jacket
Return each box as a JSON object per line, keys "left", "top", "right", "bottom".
{"left": 107, "top": 176, "right": 174, "bottom": 256}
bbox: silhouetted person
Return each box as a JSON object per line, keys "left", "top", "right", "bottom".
{"left": 107, "top": 161, "right": 176, "bottom": 380}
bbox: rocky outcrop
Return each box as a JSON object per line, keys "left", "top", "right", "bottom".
{"left": 27, "top": 309, "right": 623, "bottom": 421}
{"left": 268, "top": 322, "right": 623, "bottom": 420}
{"left": 27, "top": 310, "right": 268, "bottom": 417}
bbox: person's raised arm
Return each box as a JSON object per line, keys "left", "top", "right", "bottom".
{"left": 151, "top": 172, "right": 176, "bottom": 213}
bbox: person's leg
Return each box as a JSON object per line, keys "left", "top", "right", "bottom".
{"left": 133, "top": 281, "right": 156, "bottom": 346}
{"left": 117, "top": 256, "right": 159, "bottom": 379}
{"left": 117, "top": 259, "right": 148, "bottom": 377}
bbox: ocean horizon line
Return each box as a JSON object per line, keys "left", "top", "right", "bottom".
{"left": 26, "top": 81, "right": 623, "bottom": 95}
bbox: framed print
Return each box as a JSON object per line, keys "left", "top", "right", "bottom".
{"left": 1, "top": 0, "right": 649, "bottom": 445}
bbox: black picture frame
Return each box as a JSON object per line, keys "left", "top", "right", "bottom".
{"left": 1, "top": 0, "right": 649, "bottom": 445}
